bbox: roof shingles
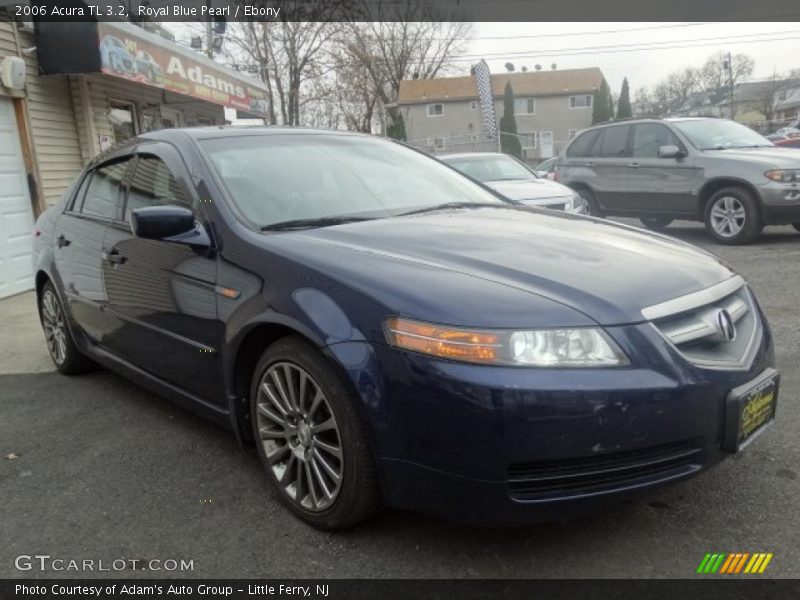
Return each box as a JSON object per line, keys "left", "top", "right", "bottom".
{"left": 397, "top": 68, "right": 604, "bottom": 104}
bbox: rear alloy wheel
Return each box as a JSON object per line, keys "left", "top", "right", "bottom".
{"left": 640, "top": 216, "right": 674, "bottom": 231}
{"left": 38, "top": 282, "right": 94, "bottom": 374}
{"left": 704, "top": 187, "right": 762, "bottom": 245}
{"left": 250, "top": 336, "right": 380, "bottom": 529}
{"left": 574, "top": 187, "right": 603, "bottom": 217}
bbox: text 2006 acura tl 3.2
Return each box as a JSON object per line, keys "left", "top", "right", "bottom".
{"left": 32, "top": 128, "right": 779, "bottom": 529}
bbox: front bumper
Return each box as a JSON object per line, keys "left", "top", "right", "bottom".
{"left": 758, "top": 182, "right": 800, "bottom": 224}
{"left": 329, "top": 318, "right": 775, "bottom": 525}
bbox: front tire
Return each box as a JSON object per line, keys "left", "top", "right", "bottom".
{"left": 38, "top": 282, "right": 95, "bottom": 375}
{"left": 250, "top": 336, "right": 381, "bottom": 529}
{"left": 640, "top": 216, "right": 673, "bottom": 231}
{"left": 703, "top": 187, "right": 762, "bottom": 244}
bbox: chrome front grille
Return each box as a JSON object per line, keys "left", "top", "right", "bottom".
{"left": 644, "top": 276, "right": 762, "bottom": 369}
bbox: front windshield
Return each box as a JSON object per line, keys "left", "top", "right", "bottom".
{"left": 200, "top": 134, "right": 506, "bottom": 228}
{"left": 443, "top": 155, "right": 535, "bottom": 182}
{"left": 672, "top": 119, "right": 773, "bottom": 150}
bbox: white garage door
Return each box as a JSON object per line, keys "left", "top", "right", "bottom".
{"left": 0, "top": 97, "right": 35, "bottom": 299}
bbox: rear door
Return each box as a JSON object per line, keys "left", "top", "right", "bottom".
{"left": 588, "top": 124, "right": 632, "bottom": 211}
{"left": 625, "top": 123, "right": 698, "bottom": 214}
{"left": 54, "top": 158, "right": 133, "bottom": 343}
{"left": 101, "top": 145, "right": 222, "bottom": 403}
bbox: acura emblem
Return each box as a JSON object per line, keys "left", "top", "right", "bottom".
{"left": 715, "top": 309, "right": 737, "bottom": 342}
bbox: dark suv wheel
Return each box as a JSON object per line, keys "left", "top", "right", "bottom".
{"left": 574, "top": 187, "right": 603, "bottom": 217}
{"left": 703, "top": 186, "right": 762, "bottom": 244}
{"left": 640, "top": 217, "right": 673, "bottom": 231}
{"left": 250, "top": 336, "right": 381, "bottom": 529}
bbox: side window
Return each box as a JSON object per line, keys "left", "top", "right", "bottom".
{"left": 598, "top": 125, "right": 631, "bottom": 157}
{"left": 124, "top": 155, "right": 192, "bottom": 221}
{"left": 80, "top": 160, "right": 131, "bottom": 220}
{"left": 632, "top": 124, "right": 684, "bottom": 158}
{"left": 566, "top": 129, "right": 600, "bottom": 157}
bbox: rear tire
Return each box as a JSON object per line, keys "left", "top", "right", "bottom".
{"left": 703, "top": 186, "right": 762, "bottom": 245}
{"left": 38, "top": 281, "right": 95, "bottom": 375}
{"left": 640, "top": 216, "right": 673, "bottom": 231}
{"left": 574, "top": 187, "right": 603, "bottom": 217}
{"left": 250, "top": 336, "right": 381, "bottom": 529}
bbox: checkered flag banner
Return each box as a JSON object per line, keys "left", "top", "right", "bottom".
{"left": 472, "top": 60, "right": 497, "bottom": 140}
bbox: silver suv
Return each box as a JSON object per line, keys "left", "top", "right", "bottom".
{"left": 558, "top": 117, "right": 800, "bottom": 244}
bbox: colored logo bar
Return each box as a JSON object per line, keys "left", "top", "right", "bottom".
{"left": 696, "top": 553, "right": 773, "bottom": 574}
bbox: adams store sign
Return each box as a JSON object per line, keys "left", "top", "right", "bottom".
{"left": 35, "top": 21, "right": 270, "bottom": 118}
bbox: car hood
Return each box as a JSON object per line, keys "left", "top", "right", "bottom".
{"left": 292, "top": 207, "right": 735, "bottom": 326}
{"left": 702, "top": 146, "right": 800, "bottom": 167}
{"left": 484, "top": 178, "right": 573, "bottom": 202}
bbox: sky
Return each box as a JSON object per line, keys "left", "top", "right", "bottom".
{"left": 461, "top": 22, "right": 800, "bottom": 94}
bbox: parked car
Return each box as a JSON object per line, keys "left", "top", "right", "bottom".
{"left": 774, "top": 137, "right": 800, "bottom": 149}
{"left": 534, "top": 157, "right": 558, "bottom": 180}
{"left": 558, "top": 117, "right": 800, "bottom": 244}
{"left": 771, "top": 126, "right": 800, "bottom": 138}
{"left": 134, "top": 50, "right": 163, "bottom": 82}
{"left": 439, "top": 152, "right": 586, "bottom": 213}
{"left": 99, "top": 35, "right": 136, "bottom": 76}
{"left": 33, "top": 128, "right": 778, "bottom": 528}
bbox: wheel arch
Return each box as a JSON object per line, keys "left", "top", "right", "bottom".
{"left": 697, "top": 177, "right": 762, "bottom": 220}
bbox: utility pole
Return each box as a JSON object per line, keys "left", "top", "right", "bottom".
{"left": 205, "top": 0, "right": 213, "bottom": 58}
{"left": 725, "top": 51, "right": 735, "bottom": 120}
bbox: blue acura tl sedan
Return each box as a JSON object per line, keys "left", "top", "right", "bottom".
{"left": 32, "top": 128, "right": 778, "bottom": 529}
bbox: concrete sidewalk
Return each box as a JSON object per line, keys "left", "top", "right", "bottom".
{"left": 0, "top": 291, "right": 53, "bottom": 375}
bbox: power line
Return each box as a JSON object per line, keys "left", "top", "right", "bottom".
{"left": 446, "top": 31, "right": 800, "bottom": 63}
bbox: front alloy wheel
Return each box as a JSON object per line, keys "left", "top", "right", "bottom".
{"left": 250, "top": 336, "right": 381, "bottom": 529}
{"left": 703, "top": 187, "right": 762, "bottom": 244}
{"left": 255, "top": 362, "right": 344, "bottom": 512}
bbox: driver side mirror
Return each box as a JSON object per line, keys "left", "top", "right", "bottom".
{"left": 130, "top": 205, "right": 210, "bottom": 248}
{"left": 658, "top": 145, "right": 687, "bottom": 159}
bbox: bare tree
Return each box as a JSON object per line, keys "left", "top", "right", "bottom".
{"left": 699, "top": 51, "right": 755, "bottom": 92}
{"left": 749, "top": 74, "right": 796, "bottom": 124}
{"left": 344, "top": 2, "right": 472, "bottom": 138}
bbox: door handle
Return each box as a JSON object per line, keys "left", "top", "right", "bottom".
{"left": 628, "top": 162, "right": 640, "bottom": 168}
{"left": 584, "top": 162, "right": 595, "bottom": 167}
{"left": 102, "top": 250, "right": 127, "bottom": 265}
{"left": 56, "top": 234, "right": 71, "bottom": 248}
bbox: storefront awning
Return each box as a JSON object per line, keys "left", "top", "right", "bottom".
{"left": 34, "top": 20, "right": 269, "bottom": 119}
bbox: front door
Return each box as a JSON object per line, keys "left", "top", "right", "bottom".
{"left": 101, "top": 145, "right": 222, "bottom": 403}
{"left": 625, "top": 123, "right": 699, "bottom": 215}
{"left": 0, "top": 97, "right": 35, "bottom": 299}
{"left": 539, "top": 131, "right": 554, "bottom": 159}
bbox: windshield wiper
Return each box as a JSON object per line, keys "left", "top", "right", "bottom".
{"left": 260, "top": 216, "right": 373, "bottom": 231}
{"left": 397, "top": 201, "right": 502, "bottom": 217}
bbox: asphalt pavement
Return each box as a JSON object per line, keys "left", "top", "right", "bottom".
{"left": 1, "top": 220, "right": 799, "bottom": 579}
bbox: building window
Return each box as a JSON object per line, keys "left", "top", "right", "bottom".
{"left": 569, "top": 129, "right": 579, "bottom": 140}
{"left": 570, "top": 95, "right": 593, "bottom": 109}
{"left": 470, "top": 100, "right": 478, "bottom": 110}
{"left": 426, "top": 103, "right": 444, "bottom": 117}
{"left": 108, "top": 100, "right": 138, "bottom": 144}
{"left": 514, "top": 98, "right": 535, "bottom": 115}
{"left": 426, "top": 137, "right": 446, "bottom": 150}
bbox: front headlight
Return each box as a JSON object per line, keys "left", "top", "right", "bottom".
{"left": 384, "top": 317, "right": 629, "bottom": 367}
{"left": 765, "top": 169, "right": 800, "bottom": 183}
